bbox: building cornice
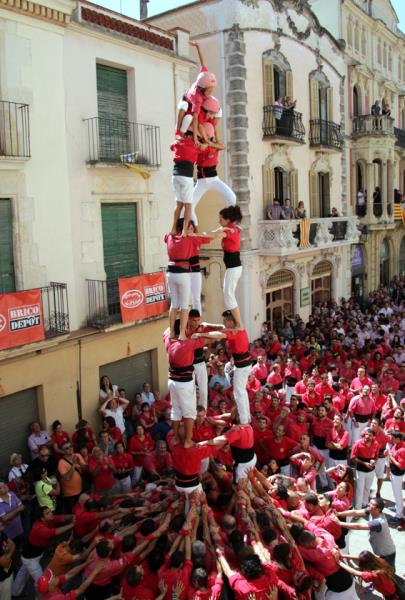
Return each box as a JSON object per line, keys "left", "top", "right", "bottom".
{"left": 0, "top": 0, "right": 72, "bottom": 26}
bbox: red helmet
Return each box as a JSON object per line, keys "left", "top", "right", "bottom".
{"left": 202, "top": 95, "right": 221, "bottom": 114}
{"left": 196, "top": 71, "right": 217, "bottom": 89}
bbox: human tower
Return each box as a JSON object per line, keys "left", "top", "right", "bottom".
{"left": 163, "top": 41, "right": 256, "bottom": 502}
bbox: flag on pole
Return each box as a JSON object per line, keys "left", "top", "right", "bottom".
{"left": 119, "top": 151, "right": 150, "bottom": 180}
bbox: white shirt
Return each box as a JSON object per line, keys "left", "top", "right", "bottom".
{"left": 141, "top": 392, "right": 155, "bottom": 406}
{"left": 104, "top": 406, "right": 125, "bottom": 434}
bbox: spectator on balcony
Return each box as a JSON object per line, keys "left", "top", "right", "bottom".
{"left": 357, "top": 188, "right": 366, "bottom": 216}
{"left": 394, "top": 188, "right": 401, "bottom": 203}
{"left": 279, "top": 96, "right": 296, "bottom": 137}
{"left": 328, "top": 207, "right": 340, "bottom": 218}
{"left": 373, "top": 187, "right": 382, "bottom": 217}
{"left": 281, "top": 198, "right": 293, "bottom": 220}
{"left": 294, "top": 201, "right": 306, "bottom": 220}
{"left": 382, "top": 102, "right": 391, "bottom": 117}
{"left": 274, "top": 96, "right": 284, "bottom": 133}
{"left": 267, "top": 199, "right": 283, "bottom": 220}
{"left": 371, "top": 100, "right": 381, "bottom": 116}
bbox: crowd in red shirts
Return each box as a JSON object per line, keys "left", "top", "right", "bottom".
{"left": 2, "top": 280, "right": 405, "bottom": 599}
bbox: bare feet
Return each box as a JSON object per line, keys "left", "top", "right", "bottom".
{"left": 179, "top": 334, "right": 187, "bottom": 341}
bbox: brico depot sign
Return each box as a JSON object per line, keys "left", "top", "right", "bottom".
{"left": 0, "top": 290, "right": 45, "bottom": 350}
{"left": 118, "top": 273, "right": 168, "bottom": 323}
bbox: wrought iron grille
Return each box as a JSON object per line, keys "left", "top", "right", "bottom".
{"left": 262, "top": 105, "right": 305, "bottom": 142}
{"left": 0, "top": 100, "right": 30, "bottom": 158}
{"left": 309, "top": 119, "right": 343, "bottom": 149}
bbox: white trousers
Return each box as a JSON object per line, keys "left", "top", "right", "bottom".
{"left": 235, "top": 455, "right": 257, "bottom": 482}
{"left": 166, "top": 272, "right": 191, "bottom": 310}
{"left": 12, "top": 554, "right": 43, "bottom": 596}
{"left": 190, "top": 272, "right": 202, "bottom": 313}
{"left": 224, "top": 266, "right": 242, "bottom": 310}
{"left": 117, "top": 475, "right": 132, "bottom": 493}
{"left": 233, "top": 365, "right": 251, "bottom": 424}
{"left": 132, "top": 466, "right": 143, "bottom": 483}
{"left": 285, "top": 385, "right": 295, "bottom": 402}
{"left": 375, "top": 456, "right": 386, "bottom": 480}
{"left": 191, "top": 176, "right": 236, "bottom": 225}
{"left": 0, "top": 575, "right": 12, "bottom": 600}
{"left": 194, "top": 361, "right": 208, "bottom": 410}
{"left": 325, "top": 581, "right": 359, "bottom": 600}
{"left": 169, "top": 379, "right": 196, "bottom": 420}
{"left": 390, "top": 473, "right": 404, "bottom": 518}
{"left": 355, "top": 469, "right": 375, "bottom": 509}
{"left": 175, "top": 483, "right": 203, "bottom": 513}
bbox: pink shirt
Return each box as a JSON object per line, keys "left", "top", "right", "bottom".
{"left": 348, "top": 394, "right": 375, "bottom": 416}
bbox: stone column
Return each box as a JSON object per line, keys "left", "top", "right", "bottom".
{"left": 366, "top": 162, "right": 374, "bottom": 221}
{"left": 381, "top": 160, "right": 388, "bottom": 220}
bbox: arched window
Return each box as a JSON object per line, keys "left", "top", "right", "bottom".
{"left": 262, "top": 164, "right": 298, "bottom": 218}
{"left": 311, "top": 261, "right": 332, "bottom": 305}
{"left": 353, "top": 85, "right": 361, "bottom": 116}
{"left": 347, "top": 18, "right": 353, "bottom": 47}
{"left": 309, "top": 170, "right": 330, "bottom": 218}
{"left": 266, "top": 270, "right": 294, "bottom": 328}
{"left": 262, "top": 50, "right": 292, "bottom": 106}
{"left": 309, "top": 71, "right": 332, "bottom": 122}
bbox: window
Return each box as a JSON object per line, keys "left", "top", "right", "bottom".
{"left": 311, "top": 261, "right": 332, "bottom": 305}
{"left": 0, "top": 199, "right": 15, "bottom": 294}
{"left": 361, "top": 27, "right": 367, "bottom": 56}
{"left": 262, "top": 51, "right": 292, "bottom": 106}
{"left": 377, "top": 38, "right": 382, "bottom": 64}
{"left": 347, "top": 19, "right": 353, "bottom": 47}
{"left": 309, "top": 73, "right": 332, "bottom": 122}
{"left": 266, "top": 270, "right": 294, "bottom": 328}
{"left": 354, "top": 22, "right": 360, "bottom": 51}
{"left": 262, "top": 165, "right": 298, "bottom": 217}
{"left": 101, "top": 203, "right": 139, "bottom": 312}
{"left": 96, "top": 64, "right": 129, "bottom": 161}
{"left": 398, "top": 57, "right": 402, "bottom": 81}
{"left": 353, "top": 85, "right": 361, "bottom": 116}
{"left": 383, "top": 42, "right": 387, "bottom": 69}
{"left": 309, "top": 171, "right": 330, "bottom": 218}
{"left": 388, "top": 47, "right": 392, "bottom": 71}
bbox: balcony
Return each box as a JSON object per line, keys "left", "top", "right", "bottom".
{"left": 394, "top": 127, "right": 405, "bottom": 149}
{"left": 84, "top": 117, "right": 161, "bottom": 166}
{"left": 352, "top": 114, "right": 394, "bottom": 138}
{"left": 309, "top": 119, "right": 343, "bottom": 150}
{"left": 262, "top": 106, "right": 305, "bottom": 143}
{"left": 40, "top": 282, "right": 70, "bottom": 338}
{"left": 0, "top": 100, "right": 30, "bottom": 159}
{"left": 258, "top": 216, "right": 359, "bottom": 256}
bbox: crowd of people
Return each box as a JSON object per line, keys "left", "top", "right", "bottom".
{"left": 2, "top": 41, "right": 405, "bottom": 600}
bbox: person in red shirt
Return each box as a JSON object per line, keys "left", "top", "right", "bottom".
{"left": 379, "top": 367, "right": 400, "bottom": 396}
{"left": 311, "top": 405, "right": 333, "bottom": 488}
{"left": 369, "top": 418, "right": 390, "bottom": 498}
{"left": 302, "top": 380, "right": 321, "bottom": 409}
{"left": 284, "top": 358, "right": 302, "bottom": 402}
{"left": 351, "top": 428, "right": 379, "bottom": 509}
{"left": 266, "top": 364, "right": 283, "bottom": 390}
{"left": 88, "top": 447, "right": 117, "bottom": 496}
{"left": 326, "top": 414, "right": 349, "bottom": 468}
{"left": 127, "top": 424, "right": 154, "bottom": 482}
{"left": 348, "top": 386, "right": 375, "bottom": 444}
{"left": 350, "top": 367, "right": 373, "bottom": 393}
{"left": 164, "top": 323, "right": 208, "bottom": 447}
{"left": 51, "top": 421, "right": 70, "bottom": 461}
{"left": 339, "top": 551, "right": 397, "bottom": 599}
{"left": 215, "top": 205, "right": 243, "bottom": 328}
{"left": 267, "top": 334, "right": 282, "bottom": 360}
{"left": 111, "top": 442, "right": 134, "bottom": 494}
{"left": 251, "top": 355, "right": 268, "bottom": 385}
{"left": 384, "top": 407, "right": 405, "bottom": 434}
{"left": 12, "top": 508, "right": 74, "bottom": 596}
{"left": 370, "top": 383, "right": 387, "bottom": 418}
{"left": 388, "top": 431, "right": 405, "bottom": 521}
{"left": 265, "top": 425, "right": 296, "bottom": 476}
{"left": 216, "top": 543, "right": 296, "bottom": 600}
{"left": 253, "top": 417, "right": 273, "bottom": 466}
{"left": 143, "top": 440, "right": 174, "bottom": 479}
{"left": 315, "top": 374, "right": 334, "bottom": 402}
{"left": 286, "top": 409, "right": 309, "bottom": 442}
{"left": 36, "top": 560, "right": 104, "bottom": 600}
{"left": 294, "top": 371, "right": 310, "bottom": 398}
{"left": 290, "top": 452, "right": 318, "bottom": 490}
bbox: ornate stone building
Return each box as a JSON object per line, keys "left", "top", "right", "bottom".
{"left": 150, "top": 0, "right": 359, "bottom": 337}
{"left": 311, "top": 0, "right": 405, "bottom": 297}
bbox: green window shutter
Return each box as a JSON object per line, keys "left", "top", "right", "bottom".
{"left": 96, "top": 64, "right": 129, "bottom": 160}
{"left": 101, "top": 204, "right": 139, "bottom": 281}
{"left": 0, "top": 200, "right": 15, "bottom": 294}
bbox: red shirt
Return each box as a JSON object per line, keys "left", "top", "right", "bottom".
{"left": 225, "top": 329, "right": 249, "bottom": 355}
{"left": 197, "top": 145, "right": 218, "bottom": 168}
{"left": 251, "top": 363, "right": 268, "bottom": 381}
{"left": 164, "top": 333, "right": 206, "bottom": 370}
{"left": 315, "top": 382, "right": 334, "bottom": 400}
{"left": 111, "top": 452, "right": 134, "bottom": 472}
{"left": 171, "top": 444, "right": 216, "bottom": 476}
{"left": 390, "top": 441, "right": 405, "bottom": 469}
{"left": 88, "top": 457, "right": 116, "bottom": 491}
{"left": 74, "top": 511, "right": 100, "bottom": 538}
{"left": 385, "top": 417, "right": 405, "bottom": 433}
{"left": 228, "top": 562, "right": 294, "bottom": 599}
{"left": 128, "top": 434, "right": 154, "bottom": 467}
{"left": 221, "top": 224, "right": 240, "bottom": 253}
{"left": 311, "top": 417, "right": 333, "bottom": 439}
{"left": 294, "top": 380, "right": 308, "bottom": 395}
{"left": 326, "top": 426, "right": 349, "bottom": 449}
{"left": 225, "top": 425, "right": 254, "bottom": 449}
{"left": 27, "top": 516, "right": 65, "bottom": 549}
{"left": 253, "top": 429, "right": 273, "bottom": 463}
{"left": 351, "top": 438, "right": 379, "bottom": 461}
{"left": 302, "top": 391, "right": 321, "bottom": 408}
{"left": 286, "top": 418, "right": 309, "bottom": 442}
{"left": 361, "top": 571, "right": 396, "bottom": 596}
{"left": 170, "top": 136, "right": 199, "bottom": 164}
{"left": 351, "top": 375, "right": 373, "bottom": 391}
{"left": 158, "top": 557, "right": 193, "bottom": 600}
{"left": 121, "top": 580, "right": 154, "bottom": 600}
{"left": 266, "top": 435, "right": 296, "bottom": 461}
{"left": 193, "top": 421, "right": 215, "bottom": 442}
{"left": 348, "top": 394, "right": 375, "bottom": 416}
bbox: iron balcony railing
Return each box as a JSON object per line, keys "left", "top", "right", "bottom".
{"left": 262, "top": 105, "right": 305, "bottom": 142}
{"left": 87, "top": 278, "right": 122, "bottom": 328}
{"left": 41, "top": 283, "right": 70, "bottom": 338}
{"left": 394, "top": 127, "right": 405, "bottom": 148}
{"left": 0, "top": 100, "right": 30, "bottom": 158}
{"left": 352, "top": 114, "right": 394, "bottom": 137}
{"left": 84, "top": 117, "right": 161, "bottom": 166}
{"left": 309, "top": 119, "right": 343, "bottom": 150}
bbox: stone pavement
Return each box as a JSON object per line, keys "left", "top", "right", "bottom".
{"left": 346, "top": 477, "right": 405, "bottom": 599}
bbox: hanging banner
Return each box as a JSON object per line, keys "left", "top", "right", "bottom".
{"left": 119, "top": 272, "right": 168, "bottom": 323}
{"left": 0, "top": 290, "right": 45, "bottom": 350}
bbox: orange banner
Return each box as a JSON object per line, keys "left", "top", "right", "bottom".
{"left": 0, "top": 290, "right": 45, "bottom": 350}
{"left": 119, "top": 273, "right": 169, "bottom": 323}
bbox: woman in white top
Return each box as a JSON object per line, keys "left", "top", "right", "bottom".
{"left": 99, "top": 396, "right": 130, "bottom": 437}
{"left": 8, "top": 453, "right": 28, "bottom": 483}
{"left": 99, "top": 375, "right": 118, "bottom": 406}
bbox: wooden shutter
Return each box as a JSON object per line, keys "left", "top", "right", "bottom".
{"left": 286, "top": 70, "right": 293, "bottom": 98}
{"left": 323, "top": 173, "right": 331, "bottom": 217}
{"left": 262, "top": 165, "right": 274, "bottom": 217}
{"left": 263, "top": 59, "right": 274, "bottom": 106}
{"left": 326, "top": 87, "right": 333, "bottom": 122}
{"left": 0, "top": 199, "right": 15, "bottom": 294}
{"left": 289, "top": 169, "right": 298, "bottom": 207}
{"left": 96, "top": 64, "right": 129, "bottom": 160}
{"left": 101, "top": 204, "right": 139, "bottom": 280}
{"left": 309, "top": 171, "right": 319, "bottom": 218}
{"left": 310, "top": 78, "right": 320, "bottom": 120}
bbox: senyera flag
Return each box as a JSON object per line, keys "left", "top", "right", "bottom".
{"left": 0, "top": 289, "right": 45, "bottom": 350}
{"left": 119, "top": 272, "right": 169, "bottom": 324}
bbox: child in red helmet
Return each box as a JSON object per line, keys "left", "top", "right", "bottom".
{"left": 176, "top": 41, "right": 217, "bottom": 144}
